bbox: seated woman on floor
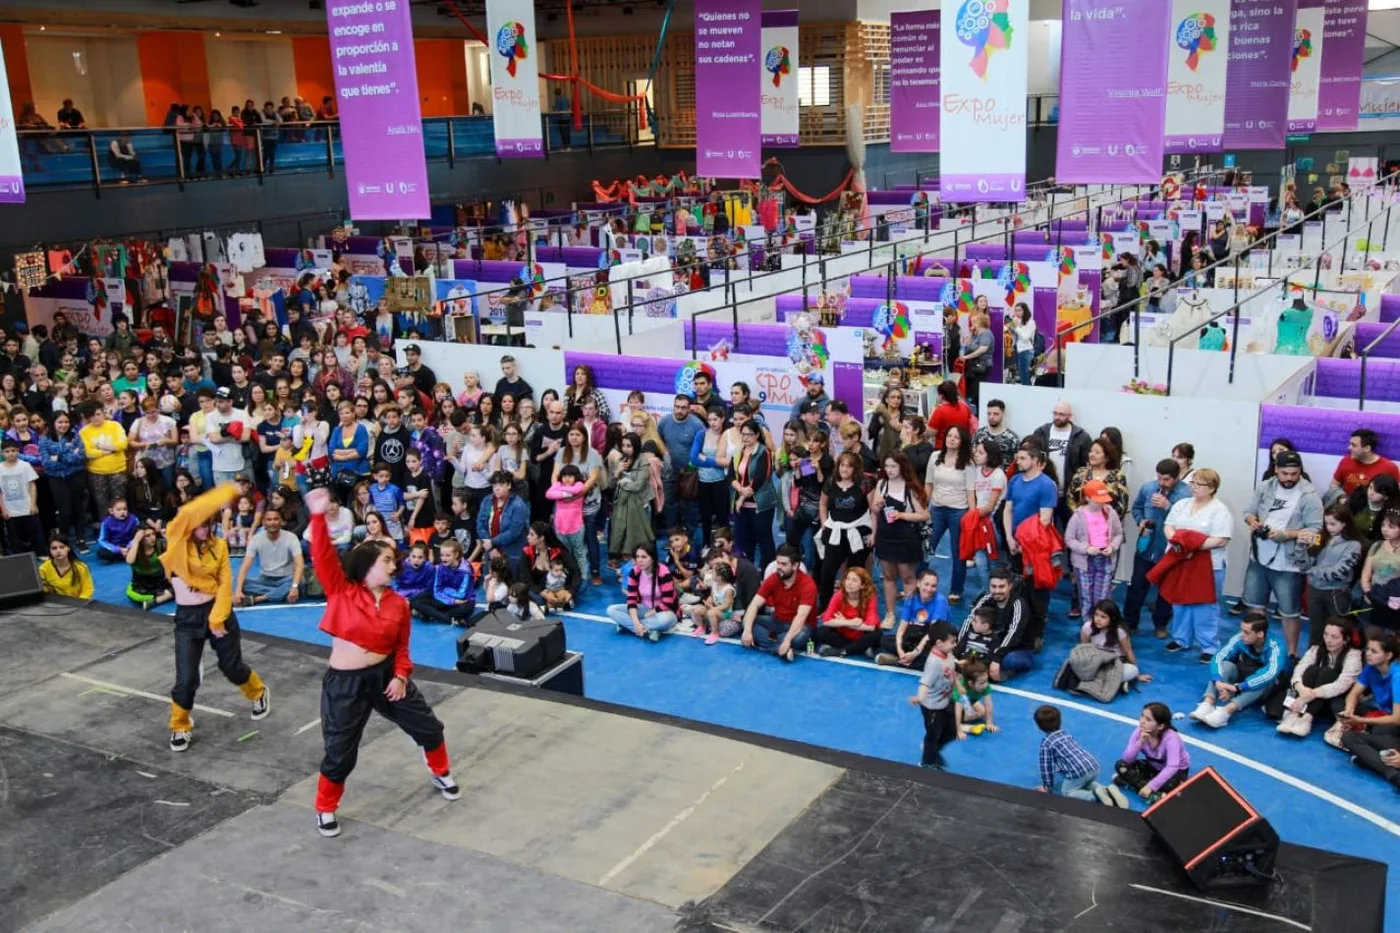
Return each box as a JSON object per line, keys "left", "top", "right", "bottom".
{"left": 1272, "top": 615, "right": 1362, "bottom": 738}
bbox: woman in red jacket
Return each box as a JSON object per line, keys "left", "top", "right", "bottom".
{"left": 304, "top": 486, "right": 461, "bottom": 838}
{"left": 927, "top": 380, "right": 974, "bottom": 450}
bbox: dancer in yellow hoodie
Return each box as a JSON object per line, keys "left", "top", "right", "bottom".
{"left": 160, "top": 484, "right": 270, "bottom": 752}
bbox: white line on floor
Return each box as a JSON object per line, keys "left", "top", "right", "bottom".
{"left": 59, "top": 672, "right": 234, "bottom": 718}
{"left": 558, "top": 611, "right": 1400, "bottom": 840}
{"left": 234, "top": 602, "right": 328, "bottom": 612}
{"left": 294, "top": 718, "right": 321, "bottom": 735}
{"left": 597, "top": 760, "right": 746, "bottom": 887}
{"left": 1128, "top": 884, "right": 1310, "bottom": 930}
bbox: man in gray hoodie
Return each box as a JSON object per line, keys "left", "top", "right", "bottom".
{"left": 1242, "top": 450, "right": 1323, "bottom": 659}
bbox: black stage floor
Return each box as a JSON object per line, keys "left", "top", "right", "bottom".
{"left": 0, "top": 598, "right": 1386, "bottom": 933}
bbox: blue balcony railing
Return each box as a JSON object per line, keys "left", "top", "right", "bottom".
{"left": 14, "top": 108, "right": 651, "bottom": 192}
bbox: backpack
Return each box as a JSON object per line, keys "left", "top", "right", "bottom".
{"left": 1032, "top": 329, "right": 1047, "bottom": 359}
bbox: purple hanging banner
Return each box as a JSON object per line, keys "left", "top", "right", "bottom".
{"left": 1317, "top": 0, "right": 1367, "bottom": 131}
{"left": 1223, "top": 0, "right": 1297, "bottom": 150}
{"left": 325, "top": 0, "right": 431, "bottom": 219}
{"left": 1055, "top": 0, "right": 1169, "bottom": 183}
{"left": 695, "top": 0, "right": 762, "bottom": 179}
{"left": 890, "top": 11, "right": 941, "bottom": 153}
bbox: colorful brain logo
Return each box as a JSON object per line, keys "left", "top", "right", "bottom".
{"left": 674, "top": 361, "right": 717, "bottom": 397}
{"left": 1175, "top": 13, "right": 1217, "bottom": 72}
{"left": 1292, "top": 29, "right": 1313, "bottom": 73}
{"left": 495, "top": 22, "right": 528, "bottom": 77}
{"left": 1101, "top": 233, "right": 1116, "bottom": 262}
{"left": 998, "top": 262, "right": 1030, "bottom": 305}
{"left": 955, "top": 0, "right": 1013, "bottom": 79}
{"left": 872, "top": 302, "right": 911, "bottom": 347}
{"left": 1046, "top": 247, "right": 1076, "bottom": 277}
{"left": 519, "top": 263, "right": 546, "bottom": 298}
{"left": 939, "top": 279, "right": 977, "bottom": 314}
{"left": 765, "top": 46, "right": 791, "bottom": 87}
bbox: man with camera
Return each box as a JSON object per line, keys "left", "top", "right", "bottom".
{"left": 1123, "top": 458, "right": 1190, "bottom": 637}
{"left": 1241, "top": 450, "right": 1323, "bottom": 659}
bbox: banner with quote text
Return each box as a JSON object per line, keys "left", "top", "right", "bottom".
{"left": 1288, "top": 0, "right": 1325, "bottom": 132}
{"left": 760, "top": 10, "right": 799, "bottom": 147}
{"left": 1223, "top": 0, "right": 1297, "bottom": 149}
{"left": 325, "top": 0, "right": 429, "bottom": 219}
{"left": 486, "top": 0, "right": 543, "bottom": 157}
{"left": 1317, "top": 0, "right": 1366, "bottom": 130}
{"left": 1164, "top": 0, "right": 1230, "bottom": 153}
{"left": 1056, "top": 0, "right": 1169, "bottom": 183}
{"left": 695, "top": 0, "right": 762, "bottom": 178}
{"left": 890, "top": 11, "right": 940, "bottom": 153}
{"left": 940, "top": 0, "right": 1029, "bottom": 201}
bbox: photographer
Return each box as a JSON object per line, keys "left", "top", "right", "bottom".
{"left": 1123, "top": 458, "right": 1189, "bottom": 637}
{"left": 1242, "top": 451, "right": 1324, "bottom": 658}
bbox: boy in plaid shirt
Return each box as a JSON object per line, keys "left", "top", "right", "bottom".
{"left": 1034, "top": 705, "right": 1127, "bottom": 807}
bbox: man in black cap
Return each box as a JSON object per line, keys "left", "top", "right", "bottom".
{"left": 1241, "top": 449, "right": 1323, "bottom": 659}
{"left": 403, "top": 343, "right": 437, "bottom": 397}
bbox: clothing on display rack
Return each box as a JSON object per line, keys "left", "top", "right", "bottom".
{"left": 1198, "top": 322, "right": 1226, "bottom": 351}
{"left": 166, "top": 238, "right": 189, "bottom": 262}
{"left": 1275, "top": 298, "right": 1312, "bottom": 356}
{"left": 226, "top": 233, "right": 266, "bottom": 273}
{"left": 202, "top": 232, "right": 227, "bottom": 264}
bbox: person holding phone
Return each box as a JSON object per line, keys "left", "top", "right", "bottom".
{"left": 1334, "top": 631, "right": 1400, "bottom": 792}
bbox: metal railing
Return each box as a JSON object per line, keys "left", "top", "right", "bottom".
{"left": 1164, "top": 175, "right": 1400, "bottom": 396}
{"left": 14, "top": 108, "right": 652, "bottom": 195}
{"left": 1050, "top": 180, "right": 1369, "bottom": 382}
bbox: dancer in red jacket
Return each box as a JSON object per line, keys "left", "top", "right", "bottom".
{"left": 304, "top": 486, "right": 462, "bottom": 838}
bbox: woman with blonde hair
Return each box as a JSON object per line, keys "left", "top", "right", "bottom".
{"left": 1162, "top": 468, "right": 1233, "bottom": 659}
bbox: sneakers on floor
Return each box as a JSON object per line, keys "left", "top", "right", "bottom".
{"left": 1202, "top": 707, "right": 1232, "bottom": 728}
{"left": 251, "top": 686, "right": 270, "bottom": 721}
{"left": 1095, "top": 784, "right": 1129, "bottom": 808}
{"left": 1228, "top": 600, "right": 1247, "bottom": 616}
{"left": 646, "top": 630, "right": 660, "bottom": 643}
{"left": 1276, "top": 712, "right": 1299, "bottom": 735}
{"left": 875, "top": 652, "right": 899, "bottom": 666}
{"left": 817, "top": 644, "right": 842, "bottom": 657}
{"left": 1324, "top": 722, "right": 1346, "bottom": 750}
{"left": 704, "top": 632, "right": 720, "bottom": 645}
{"left": 317, "top": 811, "right": 342, "bottom": 837}
{"left": 1292, "top": 714, "right": 1313, "bottom": 738}
{"left": 781, "top": 646, "right": 796, "bottom": 662}
{"left": 431, "top": 773, "right": 462, "bottom": 801}
{"left": 1164, "top": 641, "right": 1186, "bottom": 653}
{"left": 169, "top": 730, "right": 192, "bottom": 752}
{"left": 1198, "top": 652, "right": 1213, "bottom": 664}
{"left": 1189, "top": 701, "right": 1214, "bottom": 722}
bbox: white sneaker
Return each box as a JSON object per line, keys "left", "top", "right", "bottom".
{"left": 1203, "top": 707, "right": 1232, "bottom": 729}
{"left": 250, "top": 686, "right": 270, "bottom": 721}
{"left": 1189, "top": 701, "right": 1214, "bottom": 722}
{"left": 431, "top": 773, "right": 461, "bottom": 801}
{"left": 169, "top": 730, "right": 192, "bottom": 752}
{"left": 1276, "top": 712, "right": 1298, "bottom": 735}
{"left": 317, "top": 811, "right": 342, "bottom": 837}
{"left": 1292, "top": 714, "right": 1313, "bottom": 738}
{"left": 1094, "top": 784, "right": 1129, "bottom": 808}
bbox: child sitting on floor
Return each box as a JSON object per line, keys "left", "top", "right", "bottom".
{"left": 506, "top": 581, "right": 545, "bottom": 620}
{"left": 1034, "top": 704, "right": 1127, "bottom": 807}
{"left": 540, "top": 555, "right": 574, "bottom": 612}
{"left": 692, "top": 561, "right": 737, "bottom": 645}
{"left": 954, "top": 659, "right": 998, "bottom": 738}
{"left": 394, "top": 542, "right": 435, "bottom": 601}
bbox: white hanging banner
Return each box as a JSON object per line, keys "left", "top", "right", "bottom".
{"left": 486, "top": 0, "right": 544, "bottom": 157}
{"left": 1288, "top": 1, "right": 1325, "bottom": 133}
{"left": 760, "top": 10, "right": 799, "bottom": 147}
{"left": 1164, "top": 0, "right": 1231, "bottom": 153}
{"left": 0, "top": 41, "right": 24, "bottom": 203}
{"left": 939, "top": 0, "right": 1029, "bottom": 201}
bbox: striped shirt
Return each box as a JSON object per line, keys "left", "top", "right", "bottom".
{"left": 1038, "top": 730, "right": 1100, "bottom": 790}
{"left": 625, "top": 563, "right": 678, "bottom": 614}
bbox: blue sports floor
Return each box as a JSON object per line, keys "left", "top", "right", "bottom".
{"left": 87, "top": 547, "right": 1400, "bottom": 923}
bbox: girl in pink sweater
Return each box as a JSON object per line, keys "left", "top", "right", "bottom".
{"left": 546, "top": 464, "right": 589, "bottom": 581}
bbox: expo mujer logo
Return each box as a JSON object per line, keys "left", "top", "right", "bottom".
{"left": 495, "top": 21, "right": 528, "bottom": 77}
{"left": 765, "top": 46, "right": 791, "bottom": 87}
{"left": 1292, "top": 29, "right": 1313, "bottom": 73}
{"left": 1175, "top": 13, "right": 1217, "bottom": 72}
{"left": 954, "top": 0, "right": 1013, "bottom": 80}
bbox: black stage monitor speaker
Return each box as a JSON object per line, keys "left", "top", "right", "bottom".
{"left": 0, "top": 553, "right": 44, "bottom": 610}
{"left": 457, "top": 610, "right": 566, "bottom": 679}
{"left": 1142, "top": 766, "right": 1279, "bottom": 891}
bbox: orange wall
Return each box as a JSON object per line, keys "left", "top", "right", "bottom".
{"left": 413, "top": 39, "right": 468, "bottom": 118}
{"left": 0, "top": 26, "right": 33, "bottom": 120}
{"left": 136, "top": 32, "right": 210, "bottom": 126}
{"left": 292, "top": 36, "right": 335, "bottom": 111}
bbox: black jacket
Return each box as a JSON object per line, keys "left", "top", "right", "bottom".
{"left": 957, "top": 591, "right": 1031, "bottom": 663}
{"left": 1031, "top": 422, "right": 1092, "bottom": 492}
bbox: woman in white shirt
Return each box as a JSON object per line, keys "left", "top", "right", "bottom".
{"left": 1012, "top": 302, "right": 1037, "bottom": 386}
{"left": 924, "top": 424, "right": 976, "bottom": 602}
{"left": 1163, "top": 467, "right": 1233, "bottom": 659}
